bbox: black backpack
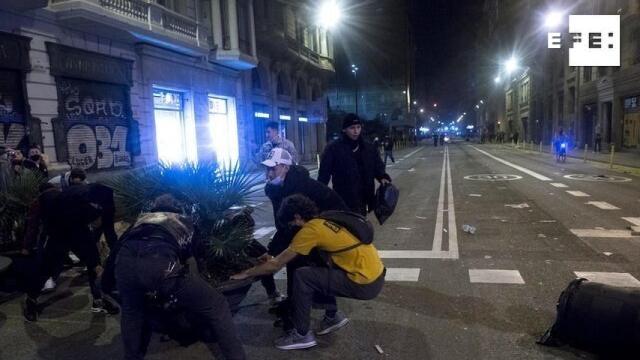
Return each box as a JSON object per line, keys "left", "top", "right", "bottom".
{"left": 317, "top": 210, "right": 374, "bottom": 255}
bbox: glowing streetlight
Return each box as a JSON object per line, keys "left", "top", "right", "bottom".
{"left": 506, "top": 57, "right": 519, "bottom": 74}
{"left": 494, "top": 76, "right": 501, "bottom": 84}
{"left": 318, "top": 1, "right": 342, "bottom": 29}
{"left": 420, "top": 108, "right": 425, "bottom": 113}
{"left": 544, "top": 11, "right": 563, "bottom": 29}
{"left": 433, "top": 103, "right": 438, "bottom": 108}
{"left": 413, "top": 100, "right": 417, "bottom": 105}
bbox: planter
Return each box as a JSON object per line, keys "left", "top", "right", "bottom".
{"left": 215, "top": 277, "right": 255, "bottom": 313}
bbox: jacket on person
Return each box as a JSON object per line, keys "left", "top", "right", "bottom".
{"left": 259, "top": 137, "right": 298, "bottom": 165}
{"left": 318, "top": 135, "right": 390, "bottom": 214}
{"left": 264, "top": 164, "right": 347, "bottom": 255}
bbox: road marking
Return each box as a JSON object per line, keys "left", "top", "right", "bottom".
{"left": 396, "top": 227, "right": 412, "bottom": 231}
{"left": 253, "top": 226, "right": 276, "bottom": 239}
{"left": 469, "top": 194, "right": 482, "bottom": 197}
{"left": 378, "top": 250, "right": 455, "bottom": 259}
{"left": 586, "top": 201, "right": 620, "bottom": 210}
{"left": 566, "top": 190, "right": 590, "bottom": 197}
{"left": 550, "top": 183, "right": 568, "bottom": 188}
{"left": 570, "top": 229, "right": 638, "bottom": 238}
{"left": 469, "top": 269, "right": 525, "bottom": 284}
{"left": 402, "top": 147, "right": 423, "bottom": 160}
{"left": 505, "top": 203, "right": 530, "bottom": 209}
{"left": 408, "top": 168, "right": 415, "bottom": 172}
{"left": 432, "top": 146, "right": 447, "bottom": 252}
{"left": 622, "top": 217, "right": 640, "bottom": 226}
{"left": 446, "top": 146, "right": 459, "bottom": 258}
{"left": 415, "top": 216, "right": 427, "bottom": 220}
{"left": 470, "top": 146, "right": 552, "bottom": 181}
{"left": 385, "top": 268, "right": 421, "bottom": 282}
{"left": 574, "top": 272, "right": 640, "bottom": 288}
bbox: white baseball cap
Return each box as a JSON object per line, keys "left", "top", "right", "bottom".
{"left": 262, "top": 148, "right": 293, "bottom": 167}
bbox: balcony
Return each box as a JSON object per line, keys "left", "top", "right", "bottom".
{"left": 0, "top": 0, "right": 48, "bottom": 11}
{"left": 48, "top": 0, "right": 208, "bottom": 56}
{"left": 208, "top": 0, "right": 258, "bottom": 70}
{"left": 285, "top": 35, "right": 334, "bottom": 72}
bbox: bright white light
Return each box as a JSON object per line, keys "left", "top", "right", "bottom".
{"left": 463, "top": 112, "right": 466, "bottom": 115}
{"left": 475, "top": 105, "right": 480, "bottom": 109}
{"left": 506, "top": 57, "right": 519, "bottom": 74}
{"left": 433, "top": 103, "right": 438, "bottom": 107}
{"left": 254, "top": 112, "right": 270, "bottom": 119}
{"left": 494, "top": 76, "right": 501, "bottom": 83}
{"left": 480, "top": 100, "right": 484, "bottom": 104}
{"left": 430, "top": 117, "right": 435, "bottom": 121}
{"left": 545, "top": 11, "right": 563, "bottom": 29}
{"left": 413, "top": 100, "right": 417, "bottom": 105}
{"left": 402, "top": 90, "right": 407, "bottom": 94}
{"left": 420, "top": 108, "right": 424, "bottom": 113}
{"left": 280, "top": 114, "right": 291, "bottom": 121}
{"left": 466, "top": 125, "right": 475, "bottom": 130}
{"left": 299, "top": 117, "right": 308, "bottom": 122}
{"left": 318, "top": 1, "right": 342, "bottom": 29}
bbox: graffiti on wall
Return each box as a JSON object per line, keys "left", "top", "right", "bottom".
{"left": 54, "top": 78, "right": 133, "bottom": 170}
{"left": 0, "top": 69, "right": 27, "bottom": 150}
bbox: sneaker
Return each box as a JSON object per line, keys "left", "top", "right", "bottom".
{"left": 91, "top": 298, "right": 120, "bottom": 315}
{"left": 268, "top": 291, "right": 286, "bottom": 305}
{"left": 316, "top": 311, "right": 349, "bottom": 336}
{"left": 274, "top": 330, "right": 317, "bottom": 350}
{"left": 23, "top": 297, "right": 39, "bottom": 322}
{"left": 41, "top": 278, "right": 56, "bottom": 293}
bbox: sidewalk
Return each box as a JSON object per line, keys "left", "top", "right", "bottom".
{"left": 490, "top": 141, "right": 640, "bottom": 169}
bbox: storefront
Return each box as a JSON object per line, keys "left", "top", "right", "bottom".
{"left": 252, "top": 103, "right": 271, "bottom": 148}
{"left": 278, "top": 107, "right": 292, "bottom": 140}
{"left": 297, "top": 111, "right": 308, "bottom": 156}
{"left": 46, "top": 43, "right": 139, "bottom": 171}
{"left": 0, "top": 32, "right": 37, "bottom": 152}
{"left": 623, "top": 95, "right": 640, "bottom": 148}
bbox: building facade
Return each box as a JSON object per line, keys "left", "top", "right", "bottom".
{"left": 479, "top": 0, "right": 640, "bottom": 151}
{"left": 1, "top": 0, "right": 333, "bottom": 176}
{"left": 244, "top": 0, "right": 334, "bottom": 164}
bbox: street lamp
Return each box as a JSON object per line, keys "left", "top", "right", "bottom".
{"left": 433, "top": 103, "right": 438, "bottom": 108}
{"left": 505, "top": 56, "right": 519, "bottom": 74}
{"left": 544, "top": 11, "right": 563, "bottom": 29}
{"left": 317, "top": 1, "right": 342, "bottom": 29}
{"left": 420, "top": 108, "right": 425, "bottom": 113}
{"left": 413, "top": 100, "right": 417, "bottom": 105}
{"left": 494, "top": 76, "right": 501, "bottom": 84}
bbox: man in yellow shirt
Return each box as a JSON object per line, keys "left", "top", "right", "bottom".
{"left": 232, "top": 194, "right": 386, "bottom": 350}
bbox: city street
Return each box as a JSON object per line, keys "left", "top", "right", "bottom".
{"left": 2, "top": 143, "right": 639, "bottom": 359}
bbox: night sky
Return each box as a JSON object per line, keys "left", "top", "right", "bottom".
{"left": 409, "top": 0, "right": 484, "bottom": 117}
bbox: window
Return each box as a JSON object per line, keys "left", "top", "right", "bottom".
{"left": 153, "top": 88, "right": 197, "bottom": 164}
{"left": 208, "top": 95, "right": 239, "bottom": 166}
{"left": 237, "top": 0, "right": 252, "bottom": 54}
{"left": 506, "top": 91, "right": 513, "bottom": 111}
{"left": 583, "top": 67, "right": 592, "bottom": 82}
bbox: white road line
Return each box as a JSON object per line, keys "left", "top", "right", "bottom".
{"left": 586, "top": 201, "right": 620, "bottom": 210}
{"left": 402, "top": 147, "right": 423, "bottom": 160}
{"left": 570, "top": 229, "right": 638, "bottom": 238}
{"left": 446, "top": 147, "right": 459, "bottom": 258}
{"left": 385, "top": 268, "right": 421, "bottom": 282}
{"left": 550, "top": 183, "right": 568, "bottom": 188}
{"left": 470, "top": 146, "right": 552, "bottom": 181}
{"left": 574, "top": 272, "right": 640, "bottom": 288}
{"left": 432, "top": 147, "right": 447, "bottom": 252}
{"left": 566, "top": 190, "right": 590, "bottom": 197}
{"left": 378, "top": 250, "right": 456, "bottom": 259}
{"left": 622, "top": 217, "right": 640, "bottom": 226}
{"left": 253, "top": 226, "right": 276, "bottom": 239}
{"left": 469, "top": 269, "right": 525, "bottom": 284}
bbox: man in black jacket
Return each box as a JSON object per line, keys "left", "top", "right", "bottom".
{"left": 318, "top": 113, "right": 391, "bottom": 215}
{"left": 262, "top": 148, "right": 347, "bottom": 327}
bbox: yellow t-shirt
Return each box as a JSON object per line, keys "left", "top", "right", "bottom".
{"left": 288, "top": 218, "right": 384, "bottom": 284}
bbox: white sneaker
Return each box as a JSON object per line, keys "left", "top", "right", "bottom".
{"left": 41, "top": 278, "right": 56, "bottom": 293}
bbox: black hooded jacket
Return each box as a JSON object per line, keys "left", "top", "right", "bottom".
{"left": 264, "top": 164, "right": 347, "bottom": 255}
{"left": 318, "top": 135, "right": 390, "bottom": 214}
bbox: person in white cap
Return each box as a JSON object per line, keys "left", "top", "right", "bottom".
{"left": 261, "top": 147, "right": 347, "bottom": 330}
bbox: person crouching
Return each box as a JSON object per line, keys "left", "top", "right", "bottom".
{"left": 231, "top": 194, "right": 386, "bottom": 350}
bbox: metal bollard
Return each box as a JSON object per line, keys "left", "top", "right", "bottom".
{"left": 609, "top": 145, "right": 615, "bottom": 169}
{"left": 539, "top": 141, "right": 543, "bottom": 153}
{"left": 583, "top": 144, "right": 588, "bottom": 163}
{"left": 317, "top": 153, "right": 320, "bottom": 169}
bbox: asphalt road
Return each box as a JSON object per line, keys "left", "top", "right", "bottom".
{"left": 1, "top": 142, "right": 639, "bottom": 359}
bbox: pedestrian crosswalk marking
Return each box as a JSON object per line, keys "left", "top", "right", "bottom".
{"left": 385, "top": 268, "right": 421, "bottom": 282}
{"left": 570, "top": 229, "right": 638, "bottom": 238}
{"left": 550, "top": 183, "right": 568, "bottom": 188}
{"left": 586, "top": 201, "right": 620, "bottom": 210}
{"left": 566, "top": 190, "right": 590, "bottom": 197}
{"left": 469, "top": 269, "right": 525, "bottom": 284}
{"left": 378, "top": 250, "right": 456, "bottom": 259}
{"left": 574, "top": 272, "right": 640, "bottom": 288}
{"left": 622, "top": 217, "right": 640, "bottom": 226}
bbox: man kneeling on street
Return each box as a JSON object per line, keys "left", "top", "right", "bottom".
{"left": 231, "top": 194, "right": 386, "bottom": 350}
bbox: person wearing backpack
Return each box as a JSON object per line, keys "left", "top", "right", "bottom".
{"left": 231, "top": 194, "right": 385, "bottom": 350}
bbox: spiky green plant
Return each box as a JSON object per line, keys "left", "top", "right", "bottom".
{"left": 0, "top": 166, "right": 46, "bottom": 252}
{"left": 105, "top": 161, "right": 263, "bottom": 284}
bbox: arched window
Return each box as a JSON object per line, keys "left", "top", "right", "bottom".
{"left": 277, "top": 72, "right": 290, "bottom": 96}
{"left": 252, "top": 68, "right": 261, "bottom": 90}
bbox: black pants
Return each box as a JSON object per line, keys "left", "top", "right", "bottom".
{"left": 292, "top": 266, "right": 385, "bottom": 334}
{"left": 115, "top": 240, "right": 245, "bottom": 360}
{"left": 384, "top": 151, "right": 395, "bottom": 164}
{"left": 27, "top": 229, "right": 102, "bottom": 300}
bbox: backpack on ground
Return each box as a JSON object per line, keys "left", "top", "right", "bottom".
{"left": 538, "top": 278, "right": 640, "bottom": 358}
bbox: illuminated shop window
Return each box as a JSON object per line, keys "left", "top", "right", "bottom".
{"left": 208, "top": 95, "right": 239, "bottom": 167}
{"left": 153, "top": 88, "right": 197, "bottom": 164}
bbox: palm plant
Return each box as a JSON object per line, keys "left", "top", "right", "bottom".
{"left": 0, "top": 165, "right": 46, "bottom": 252}
{"left": 105, "top": 161, "right": 263, "bottom": 284}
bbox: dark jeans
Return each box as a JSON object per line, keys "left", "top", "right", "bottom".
{"left": 384, "top": 151, "right": 395, "bottom": 164}
{"left": 27, "top": 230, "right": 102, "bottom": 300}
{"left": 115, "top": 240, "right": 245, "bottom": 360}
{"left": 292, "top": 266, "right": 385, "bottom": 334}
{"left": 595, "top": 139, "right": 602, "bottom": 153}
